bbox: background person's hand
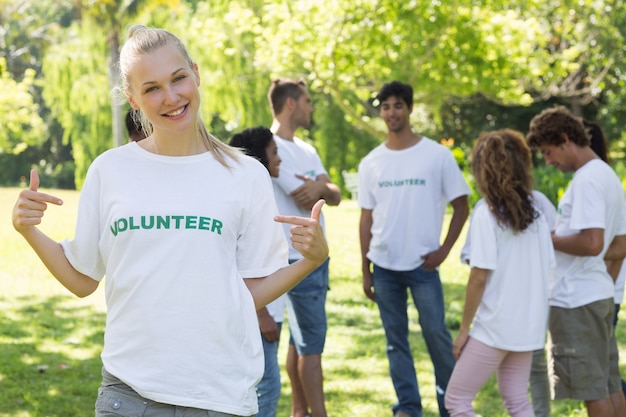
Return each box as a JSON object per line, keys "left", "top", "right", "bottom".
{"left": 421, "top": 246, "right": 449, "bottom": 270}
{"left": 362, "top": 268, "right": 375, "bottom": 302}
{"left": 290, "top": 174, "right": 323, "bottom": 210}
{"left": 452, "top": 328, "right": 469, "bottom": 360}
{"left": 258, "top": 313, "right": 280, "bottom": 342}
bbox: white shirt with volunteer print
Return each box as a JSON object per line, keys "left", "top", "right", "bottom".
{"left": 60, "top": 142, "right": 288, "bottom": 415}
{"left": 357, "top": 137, "right": 470, "bottom": 271}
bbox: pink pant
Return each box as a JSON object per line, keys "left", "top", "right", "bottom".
{"left": 445, "top": 337, "right": 535, "bottom": 417}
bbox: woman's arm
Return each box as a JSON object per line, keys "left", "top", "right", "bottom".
{"left": 245, "top": 199, "right": 328, "bottom": 309}
{"left": 453, "top": 267, "right": 489, "bottom": 359}
{"left": 12, "top": 170, "right": 99, "bottom": 297}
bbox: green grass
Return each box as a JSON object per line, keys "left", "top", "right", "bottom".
{"left": 0, "top": 187, "right": 619, "bottom": 416}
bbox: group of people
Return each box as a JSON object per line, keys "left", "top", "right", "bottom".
{"left": 358, "top": 80, "right": 626, "bottom": 417}
{"left": 10, "top": 24, "right": 626, "bottom": 417}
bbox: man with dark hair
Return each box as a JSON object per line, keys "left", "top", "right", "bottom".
{"left": 527, "top": 106, "right": 626, "bottom": 417}
{"left": 268, "top": 78, "right": 341, "bottom": 417}
{"left": 358, "top": 80, "right": 470, "bottom": 417}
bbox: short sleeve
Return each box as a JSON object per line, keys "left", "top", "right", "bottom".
{"left": 468, "top": 204, "right": 498, "bottom": 271}
{"left": 236, "top": 171, "right": 289, "bottom": 277}
{"left": 441, "top": 149, "right": 470, "bottom": 203}
{"left": 59, "top": 160, "right": 106, "bottom": 281}
{"left": 357, "top": 158, "right": 375, "bottom": 210}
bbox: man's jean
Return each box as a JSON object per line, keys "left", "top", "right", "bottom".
{"left": 373, "top": 265, "right": 455, "bottom": 417}
{"left": 256, "top": 322, "right": 282, "bottom": 417}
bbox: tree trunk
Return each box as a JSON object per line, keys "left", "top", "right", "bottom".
{"left": 107, "top": 31, "right": 124, "bottom": 147}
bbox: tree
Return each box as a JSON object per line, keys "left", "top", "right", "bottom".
{"left": 0, "top": 0, "right": 79, "bottom": 186}
{"left": 42, "top": 20, "right": 111, "bottom": 188}
{"left": 79, "top": 0, "right": 179, "bottom": 148}
{"left": 0, "top": 57, "right": 45, "bottom": 155}
{"left": 0, "top": 0, "right": 76, "bottom": 80}
{"left": 174, "top": 0, "right": 273, "bottom": 137}
{"left": 16, "top": 0, "right": 626, "bottom": 190}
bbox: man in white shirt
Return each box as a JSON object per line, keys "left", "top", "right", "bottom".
{"left": 358, "top": 81, "right": 470, "bottom": 417}
{"left": 268, "top": 78, "right": 342, "bottom": 417}
{"left": 526, "top": 106, "right": 626, "bottom": 417}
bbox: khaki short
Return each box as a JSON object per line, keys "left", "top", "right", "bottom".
{"left": 609, "top": 325, "right": 622, "bottom": 394}
{"left": 96, "top": 368, "right": 250, "bottom": 417}
{"left": 548, "top": 299, "right": 614, "bottom": 401}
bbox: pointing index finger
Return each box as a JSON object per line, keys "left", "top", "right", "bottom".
{"left": 274, "top": 199, "right": 325, "bottom": 226}
{"left": 26, "top": 169, "right": 63, "bottom": 205}
{"left": 310, "top": 199, "right": 325, "bottom": 221}
{"left": 29, "top": 169, "right": 39, "bottom": 192}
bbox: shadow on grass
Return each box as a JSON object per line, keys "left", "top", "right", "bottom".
{"left": 302, "top": 275, "right": 472, "bottom": 416}
{"left": 0, "top": 295, "right": 105, "bottom": 417}
{"left": 321, "top": 275, "right": 588, "bottom": 417}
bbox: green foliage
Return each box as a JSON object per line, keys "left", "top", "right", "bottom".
{"left": 0, "top": 0, "right": 78, "bottom": 187}
{"left": 0, "top": 0, "right": 76, "bottom": 79}
{"left": 3, "top": 0, "right": 626, "bottom": 190}
{"left": 0, "top": 59, "right": 46, "bottom": 154}
{"left": 311, "top": 92, "right": 381, "bottom": 193}
{"left": 42, "top": 21, "right": 111, "bottom": 189}
{"left": 176, "top": 1, "right": 272, "bottom": 135}
{"left": 532, "top": 164, "right": 573, "bottom": 207}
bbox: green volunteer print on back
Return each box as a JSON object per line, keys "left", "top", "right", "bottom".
{"left": 378, "top": 178, "right": 426, "bottom": 188}
{"left": 110, "top": 215, "right": 223, "bottom": 236}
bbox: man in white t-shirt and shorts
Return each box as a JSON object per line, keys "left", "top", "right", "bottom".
{"left": 268, "top": 78, "right": 342, "bottom": 417}
{"left": 526, "top": 106, "right": 626, "bottom": 417}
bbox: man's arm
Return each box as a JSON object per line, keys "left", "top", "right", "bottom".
{"left": 257, "top": 307, "right": 280, "bottom": 342}
{"left": 290, "top": 173, "right": 341, "bottom": 209}
{"left": 605, "top": 234, "right": 626, "bottom": 261}
{"left": 359, "top": 208, "right": 375, "bottom": 301}
{"left": 605, "top": 235, "right": 626, "bottom": 283}
{"left": 317, "top": 174, "right": 342, "bottom": 206}
{"left": 422, "top": 195, "right": 470, "bottom": 270}
{"left": 552, "top": 228, "right": 604, "bottom": 257}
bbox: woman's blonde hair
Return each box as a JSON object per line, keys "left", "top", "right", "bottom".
{"left": 471, "top": 129, "right": 537, "bottom": 232}
{"left": 119, "top": 25, "right": 238, "bottom": 166}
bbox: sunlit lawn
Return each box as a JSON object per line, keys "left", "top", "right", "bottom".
{"left": 1, "top": 187, "right": 621, "bottom": 416}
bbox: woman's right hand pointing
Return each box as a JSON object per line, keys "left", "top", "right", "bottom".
{"left": 12, "top": 169, "right": 64, "bottom": 232}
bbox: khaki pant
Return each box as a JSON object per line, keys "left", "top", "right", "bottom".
{"left": 96, "top": 368, "right": 252, "bottom": 417}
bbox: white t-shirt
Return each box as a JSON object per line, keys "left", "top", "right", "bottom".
{"left": 272, "top": 135, "right": 328, "bottom": 260}
{"left": 266, "top": 295, "right": 285, "bottom": 322}
{"left": 551, "top": 159, "right": 626, "bottom": 308}
{"left": 615, "top": 195, "right": 626, "bottom": 305}
{"left": 468, "top": 200, "right": 555, "bottom": 351}
{"left": 60, "top": 142, "right": 288, "bottom": 415}
{"left": 460, "top": 190, "right": 557, "bottom": 264}
{"left": 358, "top": 137, "right": 470, "bottom": 270}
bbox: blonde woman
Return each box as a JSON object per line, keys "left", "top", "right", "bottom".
{"left": 12, "top": 25, "right": 328, "bottom": 417}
